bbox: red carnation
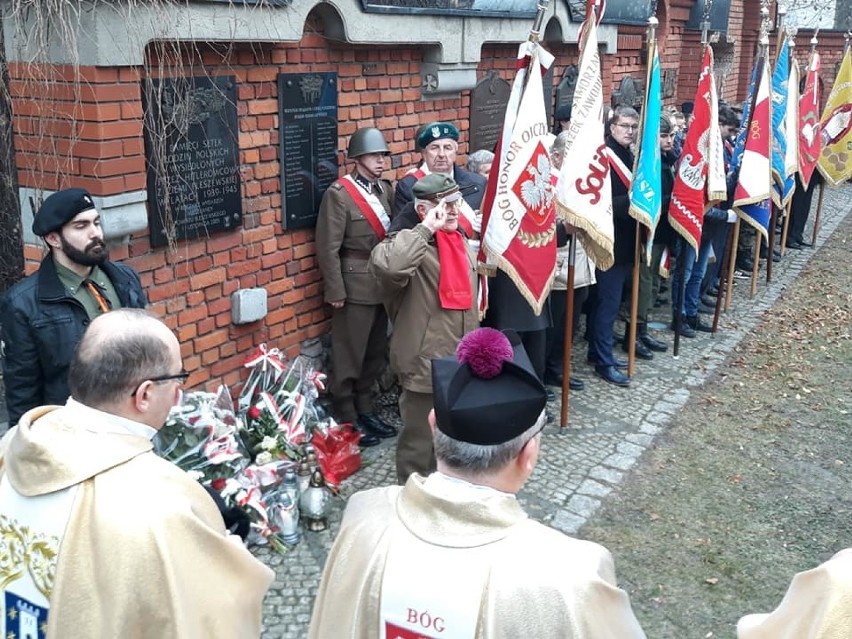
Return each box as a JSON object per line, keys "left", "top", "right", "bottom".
{"left": 211, "top": 478, "right": 226, "bottom": 491}
{"left": 247, "top": 406, "right": 261, "bottom": 420}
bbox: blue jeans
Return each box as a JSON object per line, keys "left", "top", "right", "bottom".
{"left": 671, "top": 238, "right": 712, "bottom": 317}
{"left": 588, "top": 263, "right": 631, "bottom": 367}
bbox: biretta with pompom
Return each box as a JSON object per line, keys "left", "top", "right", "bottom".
{"left": 431, "top": 328, "right": 547, "bottom": 445}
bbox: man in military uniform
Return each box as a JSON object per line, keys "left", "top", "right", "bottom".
{"left": 392, "top": 122, "right": 486, "bottom": 236}
{"left": 1, "top": 188, "right": 147, "bottom": 427}
{"left": 316, "top": 127, "right": 398, "bottom": 446}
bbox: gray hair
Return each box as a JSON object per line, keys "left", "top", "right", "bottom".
{"left": 551, "top": 130, "right": 571, "bottom": 155}
{"left": 433, "top": 410, "right": 546, "bottom": 475}
{"left": 466, "top": 149, "right": 494, "bottom": 174}
{"left": 610, "top": 105, "right": 640, "bottom": 125}
{"left": 69, "top": 309, "right": 173, "bottom": 407}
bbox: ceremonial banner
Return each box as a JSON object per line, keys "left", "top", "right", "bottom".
{"left": 818, "top": 48, "right": 852, "bottom": 187}
{"left": 479, "top": 41, "right": 556, "bottom": 314}
{"left": 782, "top": 57, "right": 800, "bottom": 203}
{"left": 707, "top": 61, "right": 728, "bottom": 203}
{"left": 628, "top": 42, "right": 662, "bottom": 248}
{"left": 731, "top": 57, "right": 761, "bottom": 180}
{"left": 771, "top": 39, "right": 790, "bottom": 207}
{"left": 555, "top": 0, "right": 614, "bottom": 270}
{"left": 669, "top": 45, "right": 717, "bottom": 254}
{"left": 734, "top": 55, "right": 772, "bottom": 241}
{"left": 798, "top": 50, "right": 822, "bottom": 189}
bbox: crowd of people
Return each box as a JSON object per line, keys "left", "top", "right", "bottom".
{"left": 0, "top": 106, "right": 840, "bottom": 637}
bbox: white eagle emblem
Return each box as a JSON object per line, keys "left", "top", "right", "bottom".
{"left": 520, "top": 153, "right": 553, "bottom": 212}
{"left": 431, "top": 126, "right": 441, "bottom": 139}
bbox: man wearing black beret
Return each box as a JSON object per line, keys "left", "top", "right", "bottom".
{"left": 1, "top": 188, "right": 146, "bottom": 426}
{"left": 309, "top": 327, "right": 645, "bottom": 638}
{"left": 392, "top": 121, "right": 486, "bottom": 235}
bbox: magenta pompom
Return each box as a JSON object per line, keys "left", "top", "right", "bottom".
{"left": 456, "top": 328, "right": 513, "bottom": 379}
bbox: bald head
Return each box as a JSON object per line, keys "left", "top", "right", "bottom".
{"left": 70, "top": 309, "right": 180, "bottom": 411}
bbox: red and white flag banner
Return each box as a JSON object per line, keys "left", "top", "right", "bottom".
{"left": 554, "top": 0, "right": 614, "bottom": 271}
{"left": 669, "top": 45, "right": 716, "bottom": 254}
{"left": 480, "top": 41, "right": 557, "bottom": 315}
{"left": 798, "top": 50, "right": 821, "bottom": 189}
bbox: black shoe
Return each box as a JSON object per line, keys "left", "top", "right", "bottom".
{"left": 706, "top": 287, "right": 719, "bottom": 297}
{"left": 736, "top": 258, "right": 754, "bottom": 272}
{"left": 785, "top": 240, "right": 803, "bottom": 250}
{"left": 569, "top": 376, "right": 585, "bottom": 391}
{"left": 595, "top": 365, "right": 630, "bottom": 387}
{"left": 798, "top": 239, "right": 813, "bottom": 247}
{"left": 669, "top": 319, "right": 696, "bottom": 338}
{"left": 622, "top": 338, "right": 654, "bottom": 360}
{"left": 354, "top": 425, "right": 380, "bottom": 447}
{"left": 685, "top": 314, "right": 712, "bottom": 333}
{"left": 357, "top": 413, "right": 397, "bottom": 439}
{"left": 587, "top": 354, "right": 628, "bottom": 369}
{"left": 639, "top": 332, "right": 668, "bottom": 353}
{"left": 545, "top": 388, "right": 556, "bottom": 402}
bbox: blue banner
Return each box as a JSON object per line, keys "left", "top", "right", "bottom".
{"left": 629, "top": 45, "right": 662, "bottom": 245}
{"left": 771, "top": 40, "right": 789, "bottom": 204}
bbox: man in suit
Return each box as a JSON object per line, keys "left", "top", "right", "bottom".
{"left": 1, "top": 188, "right": 147, "bottom": 426}
{"left": 316, "top": 127, "right": 399, "bottom": 446}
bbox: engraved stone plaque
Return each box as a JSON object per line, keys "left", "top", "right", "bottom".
{"left": 143, "top": 75, "right": 242, "bottom": 247}
{"left": 554, "top": 64, "right": 579, "bottom": 120}
{"left": 278, "top": 72, "right": 339, "bottom": 230}
{"left": 469, "top": 72, "right": 511, "bottom": 153}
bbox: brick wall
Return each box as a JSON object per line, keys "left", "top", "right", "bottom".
{"left": 8, "top": 0, "right": 837, "bottom": 394}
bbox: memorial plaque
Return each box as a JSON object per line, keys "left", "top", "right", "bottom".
{"left": 278, "top": 72, "right": 338, "bottom": 230}
{"left": 611, "top": 76, "right": 644, "bottom": 109}
{"left": 143, "top": 75, "right": 242, "bottom": 248}
{"left": 662, "top": 68, "right": 677, "bottom": 100}
{"left": 554, "top": 65, "right": 579, "bottom": 119}
{"left": 469, "top": 72, "right": 511, "bottom": 153}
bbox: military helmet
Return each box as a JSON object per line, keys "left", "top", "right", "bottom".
{"left": 348, "top": 127, "right": 389, "bottom": 158}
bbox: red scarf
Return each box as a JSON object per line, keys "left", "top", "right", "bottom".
{"left": 434, "top": 230, "right": 472, "bottom": 310}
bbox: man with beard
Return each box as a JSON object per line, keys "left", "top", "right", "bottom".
{"left": 0, "top": 188, "right": 146, "bottom": 426}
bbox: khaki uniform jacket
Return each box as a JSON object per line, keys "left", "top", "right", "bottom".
{"left": 0, "top": 405, "right": 274, "bottom": 638}
{"left": 315, "top": 173, "right": 393, "bottom": 306}
{"left": 370, "top": 224, "right": 478, "bottom": 394}
{"left": 309, "top": 474, "right": 647, "bottom": 638}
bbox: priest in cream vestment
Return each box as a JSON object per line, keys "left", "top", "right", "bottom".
{"left": 309, "top": 327, "right": 645, "bottom": 638}
{"left": 0, "top": 309, "right": 273, "bottom": 638}
{"left": 737, "top": 548, "right": 852, "bottom": 639}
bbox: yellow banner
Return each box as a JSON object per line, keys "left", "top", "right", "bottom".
{"left": 818, "top": 49, "right": 852, "bottom": 187}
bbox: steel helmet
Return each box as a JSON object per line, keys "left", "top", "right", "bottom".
{"left": 347, "top": 128, "right": 389, "bottom": 158}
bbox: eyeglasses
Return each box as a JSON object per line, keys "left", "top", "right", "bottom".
{"left": 130, "top": 370, "right": 190, "bottom": 397}
{"left": 615, "top": 123, "right": 639, "bottom": 131}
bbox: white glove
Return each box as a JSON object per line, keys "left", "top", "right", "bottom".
{"left": 726, "top": 209, "right": 738, "bottom": 223}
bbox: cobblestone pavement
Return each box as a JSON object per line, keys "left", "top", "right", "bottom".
{"left": 257, "top": 184, "right": 852, "bottom": 638}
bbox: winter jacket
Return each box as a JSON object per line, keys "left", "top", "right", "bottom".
{"left": 0, "top": 254, "right": 146, "bottom": 425}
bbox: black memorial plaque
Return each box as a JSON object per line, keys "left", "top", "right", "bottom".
{"left": 469, "top": 72, "right": 511, "bottom": 154}
{"left": 143, "top": 75, "right": 242, "bottom": 247}
{"left": 554, "top": 65, "right": 579, "bottom": 120}
{"left": 278, "top": 72, "right": 338, "bottom": 230}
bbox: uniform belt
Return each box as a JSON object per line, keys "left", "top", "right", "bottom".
{"left": 340, "top": 249, "right": 372, "bottom": 260}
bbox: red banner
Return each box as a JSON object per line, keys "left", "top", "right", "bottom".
{"left": 799, "top": 51, "right": 821, "bottom": 189}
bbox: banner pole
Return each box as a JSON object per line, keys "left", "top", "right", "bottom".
{"left": 560, "top": 235, "right": 576, "bottom": 429}
{"left": 725, "top": 218, "right": 740, "bottom": 311}
{"left": 811, "top": 181, "right": 825, "bottom": 246}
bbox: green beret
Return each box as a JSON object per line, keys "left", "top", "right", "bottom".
{"left": 412, "top": 174, "right": 462, "bottom": 203}
{"left": 416, "top": 122, "right": 460, "bottom": 149}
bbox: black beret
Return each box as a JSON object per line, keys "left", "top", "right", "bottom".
{"left": 431, "top": 328, "right": 547, "bottom": 446}
{"left": 32, "top": 188, "right": 97, "bottom": 236}
{"left": 681, "top": 101, "right": 694, "bottom": 116}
